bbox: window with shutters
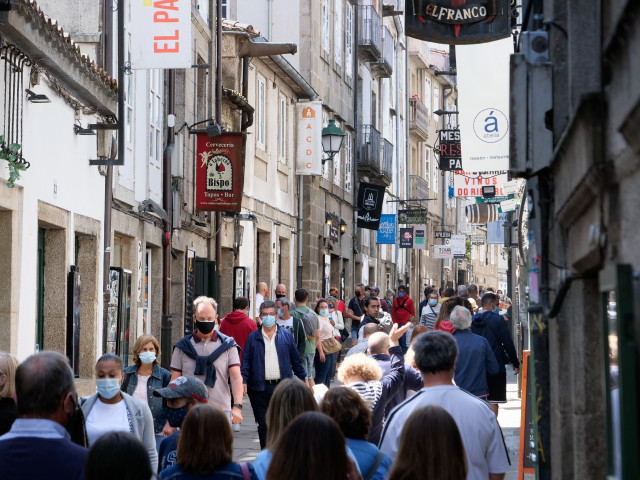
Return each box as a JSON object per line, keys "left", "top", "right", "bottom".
{"left": 334, "top": 0, "right": 343, "bottom": 74}
{"left": 345, "top": 2, "right": 353, "bottom": 82}
{"left": 257, "top": 75, "right": 266, "bottom": 149}
{"left": 278, "top": 94, "right": 287, "bottom": 163}
{"left": 322, "top": 0, "right": 331, "bottom": 60}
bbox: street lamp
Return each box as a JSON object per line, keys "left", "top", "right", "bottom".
{"left": 321, "top": 119, "right": 345, "bottom": 164}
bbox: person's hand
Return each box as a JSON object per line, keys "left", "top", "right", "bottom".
{"left": 346, "top": 456, "right": 363, "bottom": 480}
{"left": 389, "top": 323, "right": 411, "bottom": 346}
{"left": 243, "top": 384, "right": 247, "bottom": 395}
{"left": 320, "top": 351, "right": 326, "bottom": 362}
{"left": 162, "top": 421, "right": 177, "bottom": 436}
{"left": 230, "top": 407, "right": 243, "bottom": 424}
{"left": 513, "top": 367, "right": 520, "bottom": 375}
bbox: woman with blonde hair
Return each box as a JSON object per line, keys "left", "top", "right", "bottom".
{"left": 159, "top": 404, "right": 257, "bottom": 479}
{"left": 121, "top": 334, "right": 171, "bottom": 449}
{"left": 0, "top": 352, "right": 19, "bottom": 435}
{"left": 252, "top": 378, "right": 317, "bottom": 479}
{"left": 388, "top": 405, "right": 467, "bottom": 480}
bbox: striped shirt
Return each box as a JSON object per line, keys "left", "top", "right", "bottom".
{"left": 262, "top": 329, "right": 280, "bottom": 380}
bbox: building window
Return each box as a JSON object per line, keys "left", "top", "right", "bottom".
{"left": 345, "top": 2, "right": 353, "bottom": 82}
{"left": 257, "top": 75, "right": 266, "bottom": 149}
{"left": 333, "top": 120, "right": 342, "bottom": 187}
{"left": 433, "top": 156, "right": 438, "bottom": 191}
{"left": 322, "top": 111, "right": 330, "bottom": 179}
{"left": 433, "top": 83, "right": 440, "bottom": 118}
{"left": 278, "top": 94, "right": 287, "bottom": 163}
{"left": 425, "top": 147, "right": 430, "bottom": 188}
{"left": 425, "top": 77, "right": 432, "bottom": 114}
{"left": 149, "top": 69, "right": 163, "bottom": 164}
{"left": 196, "top": 0, "right": 209, "bottom": 22}
{"left": 345, "top": 132, "right": 352, "bottom": 193}
{"left": 322, "top": 0, "right": 331, "bottom": 58}
{"left": 333, "top": 0, "right": 343, "bottom": 73}
{"left": 222, "top": 0, "right": 228, "bottom": 18}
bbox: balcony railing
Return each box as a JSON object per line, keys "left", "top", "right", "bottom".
{"left": 371, "top": 26, "right": 394, "bottom": 78}
{"left": 382, "top": 138, "right": 393, "bottom": 180}
{"left": 358, "top": 5, "right": 381, "bottom": 62}
{"left": 358, "top": 124, "right": 381, "bottom": 174}
{"left": 409, "top": 96, "right": 429, "bottom": 140}
{"left": 410, "top": 175, "right": 430, "bottom": 202}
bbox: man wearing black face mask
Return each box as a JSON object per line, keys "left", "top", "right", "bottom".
{"left": 153, "top": 376, "right": 208, "bottom": 473}
{"left": 345, "top": 283, "right": 366, "bottom": 344}
{"left": 169, "top": 296, "right": 243, "bottom": 436}
{"left": 0, "top": 351, "right": 88, "bottom": 480}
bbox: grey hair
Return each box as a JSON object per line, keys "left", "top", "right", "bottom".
{"left": 325, "top": 296, "right": 338, "bottom": 307}
{"left": 413, "top": 331, "right": 458, "bottom": 375}
{"left": 193, "top": 296, "right": 218, "bottom": 314}
{"left": 15, "top": 351, "right": 75, "bottom": 417}
{"left": 457, "top": 285, "right": 467, "bottom": 295}
{"left": 260, "top": 300, "right": 277, "bottom": 315}
{"left": 386, "top": 289, "right": 395, "bottom": 296}
{"left": 276, "top": 297, "right": 291, "bottom": 309}
{"left": 449, "top": 306, "right": 472, "bottom": 331}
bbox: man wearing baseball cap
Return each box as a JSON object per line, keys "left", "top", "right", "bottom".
{"left": 154, "top": 376, "right": 208, "bottom": 473}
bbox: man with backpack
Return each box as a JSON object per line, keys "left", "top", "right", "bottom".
{"left": 290, "top": 288, "right": 321, "bottom": 389}
{"left": 392, "top": 285, "right": 415, "bottom": 353}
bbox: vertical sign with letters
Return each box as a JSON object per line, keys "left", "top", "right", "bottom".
{"left": 296, "top": 101, "right": 323, "bottom": 175}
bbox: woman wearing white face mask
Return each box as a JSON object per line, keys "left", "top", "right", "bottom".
{"left": 81, "top": 353, "right": 158, "bottom": 471}
{"left": 121, "top": 334, "right": 171, "bottom": 450}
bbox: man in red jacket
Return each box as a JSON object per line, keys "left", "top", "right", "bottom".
{"left": 219, "top": 296, "right": 257, "bottom": 360}
{"left": 392, "top": 285, "right": 415, "bottom": 353}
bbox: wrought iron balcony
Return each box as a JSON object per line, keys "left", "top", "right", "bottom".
{"left": 410, "top": 175, "right": 430, "bottom": 204}
{"left": 370, "top": 26, "right": 394, "bottom": 78}
{"left": 409, "top": 96, "right": 429, "bottom": 140}
{"left": 358, "top": 124, "right": 381, "bottom": 173}
{"left": 358, "top": 5, "right": 381, "bottom": 63}
{"left": 382, "top": 138, "right": 393, "bottom": 182}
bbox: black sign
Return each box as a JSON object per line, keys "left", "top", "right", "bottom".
{"left": 435, "top": 230, "right": 451, "bottom": 239}
{"left": 357, "top": 182, "right": 386, "bottom": 230}
{"left": 184, "top": 250, "right": 196, "bottom": 335}
{"left": 406, "top": 0, "right": 512, "bottom": 45}
{"left": 438, "top": 129, "right": 462, "bottom": 171}
{"left": 398, "top": 209, "right": 427, "bottom": 225}
{"left": 399, "top": 228, "right": 414, "bottom": 248}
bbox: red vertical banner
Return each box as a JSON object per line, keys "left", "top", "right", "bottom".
{"left": 196, "top": 132, "right": 244, "bottom": 212}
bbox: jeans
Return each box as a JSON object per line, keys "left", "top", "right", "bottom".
{"left": 247, "top": 383, "right": 278, "bottom": 449}
{"left": 351, "top": 325, "right": 359, "bottom": 342}
{"left": 398, "top": 330, "right": 408, "bottom": 354}
{"left": 314, "top": 351, "right": 335, "bottom": 388}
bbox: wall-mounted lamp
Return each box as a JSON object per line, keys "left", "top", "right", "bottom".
{"left": 25, "top": 89, "right": 50, "bottom": 103}
{"left": 326, "top": 216, "right": 333, "bottom": 226}
{"left": 73, "top": 124, "right": 97, "bottom": 136}
{"left": 339, "top": 219, "right": 347, "bottom": 235}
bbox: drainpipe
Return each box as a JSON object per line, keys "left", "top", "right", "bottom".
{"left": 393, "top": 15, "right": 402, "bottom": 286}
{"left": 404, "top": 35, "right": 409, "bottom": 286}
{"left": 352, "top": 5, "right": 359, "bottom": 292}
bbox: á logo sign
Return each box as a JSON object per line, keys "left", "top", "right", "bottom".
{"left": 473, "top": 108, "right": 509, "bottom": 143}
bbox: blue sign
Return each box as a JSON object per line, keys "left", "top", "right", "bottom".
{"left": 377, "top": 214, "right": 396, "bottom": 244}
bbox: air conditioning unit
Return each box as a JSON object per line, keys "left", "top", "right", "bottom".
{"left": 521, "top": 31, "right": 549, "bottom": 63}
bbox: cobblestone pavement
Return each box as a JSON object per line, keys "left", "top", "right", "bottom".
{"left": 233, "top": 370, "right": 523, "bottom": 479}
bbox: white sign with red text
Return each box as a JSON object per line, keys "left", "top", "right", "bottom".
{"left": 295, "top": 101, "right": 323, "bottom": 175}
{"left": 453, "top": 170, "right": 508, "bottom": 197}
{"left": 130, "top": 0, "right": 192, "bottom": 69}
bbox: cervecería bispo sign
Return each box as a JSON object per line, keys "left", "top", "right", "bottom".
{"left": 405, "top": 0, "right": 511, "bottom": 45}
{"left": 196, "top": 132, "right": 243, "bottom": 212}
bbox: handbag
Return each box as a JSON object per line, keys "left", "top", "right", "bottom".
{"left": 321, "top": 336, "right": 343, "bottom": 355}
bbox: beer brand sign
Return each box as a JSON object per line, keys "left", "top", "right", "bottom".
{"left": 196, "top": 132, "right": 243, "bottom": 212}
{"left": 405, "top": 0, "right": 511, "bottom": 45}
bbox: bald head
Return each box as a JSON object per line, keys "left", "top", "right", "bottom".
{"left": 368, "top": 332, "right": 390, "bottom": 355}
{"left": 16, "top": 351, "right": 75, "bottom": 418}
{"left": 275, "top": 284, "right": 287, "bottom": 298}
{"left": 362, "top": 323, "right": 383, "bottom": 338}
{"left": 257, "top": 282, "right": 268, "bottom": 295}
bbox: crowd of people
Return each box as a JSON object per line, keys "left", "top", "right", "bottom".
{"left": 0, "top": 281, "right": 519, "bottom": 479}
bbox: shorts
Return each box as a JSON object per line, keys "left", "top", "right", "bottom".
{"left": 302, "top": 353, "right": 315, "bottom": 380}
{"left": 487, "top": 371, "right": 507, "bottom": 403}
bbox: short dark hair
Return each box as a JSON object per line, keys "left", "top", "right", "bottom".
{"left": 467, "top": 284, "right": 478, "bottom": 294}
{"left": 294, "top": 288, "right": 309, "bottom": 302}
{"left": 424, "top": 287, "right": 433, "bottom": 298}
{"left": 321, "top": 387, "right": 372, "bottom": 440}
{"left": 413, "top": 331, "right": 458, "bottom": 374}
{"left": 444, "top": 287, "right": 456, "bottom": 297}
{"left": 15, "top": 351, "right": 74, "bottom": 417}
{"left": 482, "top": 292, "right": 498, "bottom": 307}
{"left": 177, "top": 405, "right": 233, "bottom": 474}
{"left": 398, "top": 285, "right": 407, "bottom": 292}
{"left": 95, "top": 353, "right": 123, "bottom": 371}
{"left": 85, "top": 432, "right": 152, "bottom": 480}
{"left": 355, "top": 283, "right": 364, "bottom": 289}
{"left": 233, "top": 296, "right": 249, "bottom": 310}
{"left": 364, "top": 296, "right": 379, "bottom": 307}
{"left": 259, "top": 300, "right": 277, "bottom": 315}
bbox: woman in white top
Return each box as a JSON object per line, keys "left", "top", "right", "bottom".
{"left": 326, "top": 296, "right": 346, "bottom": 370}
{"left": 81, "top": 353, "right": 158, "bottom": 471}
{"left": 314, "top": 299, "right": 338, "bottom": 389}
{"left": 121, "top": 334, "right": 171, "bottom": 449}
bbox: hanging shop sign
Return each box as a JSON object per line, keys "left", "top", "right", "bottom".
{"left": 413, "top": 225, "right": 426, "bottom": 249}
{"left": 399, "top": 228, "right": 414, "bottom": 248}
{"left": 457, "top": 38, "right": 513, "bottom": 172}
{"left": 130, "top": 0, "right": 192, "bottom": 69}
{"left": 398, "top": 209, "right": 428, "bottom": 225}
{"left": 438, "top": 129, "right": 462, "bottom": 171}
{"left": 377, "top": 214, "right": 397, "bottom": 244}
{"left": 405, "top": 0, "right": 511, "bottom": 45}
{"left": 357, "top": 182, "right": 386, "bottom": 230}
{"left": 454, "top": 170, "right": 508, "bottom": 197}
{"left": 433, "top": 244, "right": 454, "bottom": 258}
{"left": 195, "top": 132, "right": 243, "bottom": 212}
{"left": 487, "top": 214, "right": 508, "bottom": 244}
{"left": 499, "top": 198, "right": 519, "bottom": 213}
{"left": 435, "top": 230, "right": 451, "bottom": 239}
{"left": 295, "top": 101, "right": 323, "bottom": 175}
{"left": 448, "top": 234, "right": 467, "bottom": 259}
{"left": 470, "top": 234, "right": 485, "bottom": 245}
